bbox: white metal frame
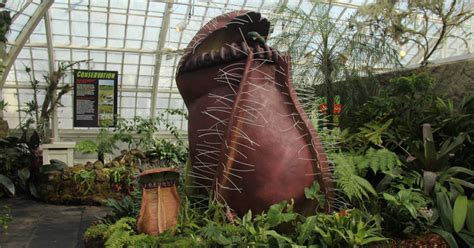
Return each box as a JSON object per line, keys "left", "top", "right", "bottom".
{"left": 0, "top": 0, "right": 54, "bottom": 89}
{"left": 150, "top": 2, "right": 173, "bottom": 118}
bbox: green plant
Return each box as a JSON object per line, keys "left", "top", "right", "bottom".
{"left": 39, "top": 159, "right": 68, "bottom": 174}
{"left": 350, "top": 73, "right": 435, "bottom": 147}
{"left": 0, "top": 100, "right": 7, "bottom": 112}
{"left": 0, "top": 206, "right": 12, "bottom": 231}
{"left": 114, "top": 116, "right": 159, "bottom": 151}
{"left": 100, "top": 216, "right": 207, "bottom": 248}
{"left": 109, "top": 166, "right": 128, "bottom": 184}
{"left": 330, "top": 149, "right": 401, "bottom": 204}
{"left": 84, "top": 223, "right": 108, "bottom": 241}
{"left": 99, "top": 179, "right": 142, "bottom": 224}
{"left": 76, "top": 128, "right": 119, "bottom": 162}
{"left": 103, "top": 217, "right": 142, "bottom": 247}
{"left": 426, "top": 95, "right": 474, "bottom": 169}
{"left": 467, "top": 198, "right": 474, "bottom": 234}
{"left": 408, "top": 123, "right": 472, "bottom": 195}
{"left": 271, "top": 4, "right": 399, "bottom": 128}
{"left": 75, "top": 140, "right": 97, "bottom": 154}
{"left": 113, "top": 109, "right": 187, "bottom": 154}
{"left": 150, "top": 139, "right": 188, "bottom": 166}
{"left": 0, "top": 131, "right": 40, "bottom": 197}
{"left": 0, "top": 9, "right": 11, "bottom": 43}
{"left": 333, "top": 160, "right": 376, "bottom": 203}
{"left": 88, "top": 188, "right": 393, "bottom": 247}
{"left": 355, "top": 119, "right": 394, "bottom": 149}
{"left": 433, "top": 189, "right": 474, "bottom": 247}
{"left": 72, "top": 169, "right": 96, "bottom": 195}
{"left": 0, "top": 174, "right": 14, "bottom": 196}
{"left": 347, "top": 74, "right": 474, "bottom": 169}
{"left": 297, "top": 208, "right": 388, "bottom": 247}
{"left": 21, "top": 60, "right": 89, "bottom": 141}
{"left": 304, "top": 181, "right": 326, "bottom": 210}
{"left": 101, "top": 196, "right": 138, "bottom": 224}
{"left": 382, "top": 187, "right": 432, "bottom": 236}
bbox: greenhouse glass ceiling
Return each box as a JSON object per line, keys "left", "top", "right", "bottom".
{"left": 1, "top": 0, "right": 473, "bottom": 131}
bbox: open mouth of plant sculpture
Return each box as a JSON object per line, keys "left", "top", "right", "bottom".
{"left": 176, "top": 10, "right": 334, "bottom": 215}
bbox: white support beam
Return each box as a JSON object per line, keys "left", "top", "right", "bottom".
{"left": 150, "top": 2, "right": 173, "bottom": 117}
{"left": 44, "top": 13, "right": 55, "bottom": 74}
{"left": 2, "top": 83, "right": 180, "bottom": 94}
{"left": 44, "top": 10, "right": 60, "bottom": 142}
{"left": 15, "top": 42, "right": 184, "bottom": 55}
{"left": 0, "top": 0, "right": 54, "bottom": 90}
{"left": 134, "top": 0, "right": 151, "bottom": 117}
{"left": 10, "top": 0, "right": 33, "bottom": 23}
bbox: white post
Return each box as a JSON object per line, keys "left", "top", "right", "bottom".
{"left": 150, "top": 2, "right": 173, "bottom": 118}
{"left": 44, "top": 10, "right": 59, "bottom": 142}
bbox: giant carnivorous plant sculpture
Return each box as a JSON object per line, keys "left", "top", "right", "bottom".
{"left": 176, "top": 11, "right": 334, "bottom": 216}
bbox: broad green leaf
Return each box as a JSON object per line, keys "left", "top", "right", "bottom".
{"left": 297, "top": 216, "right": 317, "bottom": 244}
{"left": 422, "top": 124, "right": 437, "bottom": 171}
{"left": 458, "top": 230, "right": 474, "bottom": 246}
{"left": 304, "top": 181, "right": 326, "bottom": 207}
{"left": 360, "top": 236, "right": 390, "bottom": 245}
{"left": 439, "top": 167, "right": 474, "bottom": 182}
{"left": 436, "top": 191, "right": 453, "bottom": 232}
{"left": 382, "top": 193, "right": 398, "bottom": 203}
{"left": 265, "top": 230, "right": 294, "bottom": 247}
{"left": 304, "top": 181, "right": 321, "bottom": 200}
{"left": 18, "top": 167, "right": 30, "bottom": 182}
{"left": 432, "top": 228, "right": 458, "bottom": 248}
{"left": 466, "top": 200, "right": 474, "bottom": 235}
{"left": 266, "top": 201, "right": 297, "bottom": 228}
{"left": 40, "top": 163, "right": 66, "bottom": 174}
{"left": 450, "top": 178, "right": 474, "bottom": 190}
{"left": 437, "top": 132, "right": 466, "bottom": 160}
{"left": 0, "top": 174, "right": 15, "bottom": 195}
{"left": 50, "top": 159, "right": 68, "bottom": 168}
{"left": 453, "top": 195, "right": 468, "bottom": 232}
{"left": 29, "top": 183, "right": 39, "bottom": 198}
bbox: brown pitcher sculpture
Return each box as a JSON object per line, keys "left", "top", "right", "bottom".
{"left": 176, "top": 11, "right": 335, "bottom": 216}
{"left": 137, "top": 168, "right": 180, "bottom": 235}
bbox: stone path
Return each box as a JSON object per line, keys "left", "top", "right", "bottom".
{"left": 0, "top": 197, "right": 110, "bottom": 248}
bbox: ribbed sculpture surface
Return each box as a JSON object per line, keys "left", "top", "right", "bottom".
{"left": 176, "top": 11, "right": 334, "bottom": 215}
{"left": 137, "top": 168, "right": 180, "bottom": 235}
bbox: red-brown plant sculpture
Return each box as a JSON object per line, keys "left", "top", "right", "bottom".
{"left": 176, "top": 10, "right": 334, "bottom": 216}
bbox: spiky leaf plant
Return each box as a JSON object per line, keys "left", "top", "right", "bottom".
{"left": 270, "top": 3, "right": 400, "bottom": 128}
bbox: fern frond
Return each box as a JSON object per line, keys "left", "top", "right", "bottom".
{"left": 332, "top": 154, "right": 377, "bottom": 202}
{"left": 358, "top": 148, "right": 402, "bottom": 174}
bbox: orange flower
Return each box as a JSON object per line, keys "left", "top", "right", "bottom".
{"left": 339, "top": 209, "right": 349, "bottom": 217}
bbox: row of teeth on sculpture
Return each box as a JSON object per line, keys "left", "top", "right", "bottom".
{"left": 179, "top": 42, "right": 279, "bottom": 73}
{"left": 141, "top": 179, "right": 178, "bottom": 189}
